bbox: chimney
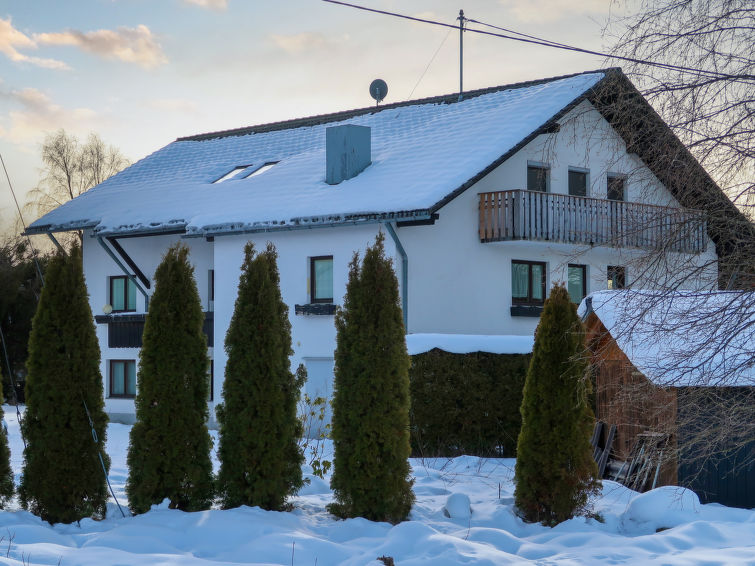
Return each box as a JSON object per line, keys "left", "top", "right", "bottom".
{"left": 326, "top": 124, "right": 371, "bottom": 185}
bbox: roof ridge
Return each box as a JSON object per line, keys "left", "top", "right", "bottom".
{"left": 177, "top": 67, "right": 618, "bottom": 142}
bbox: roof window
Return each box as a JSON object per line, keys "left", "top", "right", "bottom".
{"left": 213, "top": 165, "right": 251, "bottom": 184}
{"left": 244, "top": 161, "right": 279, "bottom": 178}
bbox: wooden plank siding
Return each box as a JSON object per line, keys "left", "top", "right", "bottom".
{"left": 585, "top": 313, "right": 678, "bottom": 486}
{"left": 478, "top": 190, "right": 707, "bottom": 253}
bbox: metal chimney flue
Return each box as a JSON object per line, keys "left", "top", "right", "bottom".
{"left": 326, "top": 125, "right": 371, "bottom": 185}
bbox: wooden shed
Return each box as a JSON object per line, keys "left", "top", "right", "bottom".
{"left": 582, "top": 290, "right": 754, "bottom": 509}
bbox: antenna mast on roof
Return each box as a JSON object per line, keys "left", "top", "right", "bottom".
{"left": 458, "top": 9, "right": 465, "bottom": 101}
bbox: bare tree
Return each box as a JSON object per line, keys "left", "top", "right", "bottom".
{"left": 26, "top": 130, "right": 129, "bottom": 243}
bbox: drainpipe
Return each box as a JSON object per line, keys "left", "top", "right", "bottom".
{"left": 96, "top": 236, "right": 150, "bottom": 307}
{"left": 383, "top": 222, "right": 408, "bottom": 329}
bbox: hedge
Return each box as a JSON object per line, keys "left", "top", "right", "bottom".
{"left": 409, "top": 349, "right": 530, "bottom": 458}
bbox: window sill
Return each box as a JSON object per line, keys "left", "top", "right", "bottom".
{"left": 510, "top": 305, "right": 543, "bottom": 318}
{"left": 295, "top": 303, "right": 337, "bottom": 316}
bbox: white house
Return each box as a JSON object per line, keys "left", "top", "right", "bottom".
{"left": 27, "top": 68, "right": 725, "bottom": 425}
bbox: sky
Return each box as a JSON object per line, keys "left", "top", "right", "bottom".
{"left": 0, "top": 0, "right": 618, "bottom": 234}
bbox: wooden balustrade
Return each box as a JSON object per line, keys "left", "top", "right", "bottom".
{"left": 478, "top": 190, "right": 706, "bottom": 253}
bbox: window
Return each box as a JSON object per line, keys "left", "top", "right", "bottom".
{"left": 244, "top": 161, "right": 278, "bottom": 178}
{"left": 568, "top": 264, "right": 587, "bottom": 303}
{"left": 208, "top": 360, "right": 214, "bottom": 402}
{"left": 213, "top": 165, "right": 252, "bottom": 183}
{"left": 310, "top": 256, "right": 333, "bottom": 303}
{"left": 512, "top": 260, "right": 546, "bottom": 305}
{"left": 607, "top": 174, "right": 625, "bottom": 201}
{"left": 568, "top": 168, "right": 588, "bottom": 197}
{"left": 527, "top": 163, "right": 549, "bottom": 192}
{"left": 208, "top": 269, "right": 214, "bottom": 311}
{"left": 607, "top": 265, "right": 626, "bottom": 290}
{"left": 110, "top": 276, "right": 137, "bottom": 312}
{"left": 110, "top": 360, "right": 136, "bottom": 398}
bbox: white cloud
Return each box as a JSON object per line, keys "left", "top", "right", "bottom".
{"left": 181, "top": 0, "right": 228, "bottom": 10}
{"left": 0, "top": 17, "right": 69, "bottom": 70}
{"left": 146, "top": 98, "right": 199, "bottom": 114}
{"left": 0, "top": 87, "right": 99, "bottom": 144}
{"left": 35, "top": 25, "right": 167, "bottom": 69}
{"left": 498, "top": 0, "right": 608, "bottom": 23}
{"left": 270, "top": 32, "right": 329, "bottom": 54}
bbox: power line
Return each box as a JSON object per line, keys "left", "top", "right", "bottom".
{"left": 407, "top": 27, "right": 453, "bottom": 100}
{"left": 321, "top": 0, "right": 754, "bottom": 82}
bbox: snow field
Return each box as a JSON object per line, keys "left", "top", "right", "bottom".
{"left": 1, "top": 407, "right": 753, "bottom": 565}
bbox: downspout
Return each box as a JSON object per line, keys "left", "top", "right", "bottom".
{"left": 383, "top": 222, "right": 408, "bottom": 329}
{"left": 96, "top": 236, "right": 150, "bottom": 307}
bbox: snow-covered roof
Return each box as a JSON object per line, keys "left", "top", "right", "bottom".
{"left": 406, "top": 333, "right": 534, "bottom": 356}
{"left": 580, "top": 290, "right": 755, "bottom": 387}
{"left": 27, "top": 70, "right": 609, "bottom": 237}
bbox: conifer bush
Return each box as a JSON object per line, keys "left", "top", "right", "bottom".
{"left": 0, "top": 379, "right": 14, "bottom": 507}
{"left": 329, "top": 232, "right": 415, "bottom": 523}
{"left": 19, "top": 246, "right": 109, "bottom": 523}
{"left": 216, "top": 242, "right": 304, "bottom": 510}
{"left": 126, "top": 244, "right": 214, "bottom": 514}
{"left": 514, "top": 283, "right": 600, "bottom": 526}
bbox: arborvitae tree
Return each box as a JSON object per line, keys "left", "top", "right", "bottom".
{"left": 0, "top": 379, "right": 14, "bottom": 507}
{"left": 329, "top": 232, "right": 414, "bottom": 523}
{"left": 126, "top": 244, "right": 214, "bottom": 514}
{"left": 19, "top": 246, "right": 109, "bottom": 523}
{"left": 514, "top": 283, "right": 600, "bottom": 526}
{"left": 216, "top": 242, "right": 304, "bottom": 510}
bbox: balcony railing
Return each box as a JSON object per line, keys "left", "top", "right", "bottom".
{"left": 478, "top": 190, "right": 707, "bottom": 253}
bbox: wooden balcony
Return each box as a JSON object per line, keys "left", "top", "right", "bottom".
{"left": 479, "top": 190, "right": 707, "bottom": 253}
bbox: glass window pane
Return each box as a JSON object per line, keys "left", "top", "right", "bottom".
{"left": 112, "top": 362, "right": 125, "bottom": 395}
{"left": 569, "top": 170, "right": 587, "bottom": 196}
{"left": 531, "top": 264, "right": 544, "bottom": 301}
{"left": 527, "top": 166, "right": 548, "bottom": 192}
{"left": 126, "top": 278, "right": 137, "bottom": 310}
{"left": 313, "top": 258, "right": 333, "bottom": 301}
{"left": 512, "top": 263, "right": 529, "bottom": 300}
{"left": 126, "top": 362, "right": 137, "bottom": 396}
{"left": 607, "top": 176, "right": 624, "bottom": 201}
{"left": 608, "top": 265, "right": 625, "bottom": 290}
{"left": 111, "top": 278, "right": 125, "bottom": 311}
{"left": 568, "top": 265, "right": 586, "bottom": 302}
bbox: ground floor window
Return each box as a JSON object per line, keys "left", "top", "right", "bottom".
{"left": 110, "top": 360, "right": 136, "bottom": 398}
{"left": 512, "top": 260, "right": 546, "bottom": 305}
{"left": 568, "top": 264, "right": 587, "bottom": 303}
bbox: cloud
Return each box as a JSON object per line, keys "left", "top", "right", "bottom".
{"left": 0, "top": 87, "right": 98, "bottom": 144}
{"left": 0, "top": 17, "right": 69, "bottom": 69}
{"left": 498, "top": 0, "right": 608, "bottom": 22}
{"left": 35, "top": 25, "right": 167, "bottom": 69}
{"left": 269, "top": 32, "right": 329, "bottom": 54}
{"left": 181, "top": 0, "right": 228, "bottom": 10}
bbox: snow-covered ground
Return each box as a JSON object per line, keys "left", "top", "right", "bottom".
{"left": 1, "top": 406, "right": 753, "bottom": 565}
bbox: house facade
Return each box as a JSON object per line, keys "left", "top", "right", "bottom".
{"left": 27, "top": 69, "right": 723, "bottom": 425}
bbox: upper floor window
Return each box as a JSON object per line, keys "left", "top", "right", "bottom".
{"left": 527, "top": 163, "right": 549, "bottom": 192}
{"left": 110, "top": 359, "right": 136, "bottom": 398}
{"left": 568, "top": 264, "right": 587, "bottom": 303}
{"left": 607, "top": 174, "right": 625, "bottom": 201}
{"left": 568, "top": 168, "right": 588, "bottom": 197}
{"left": 607, "top": 265, "right": 626, "bottom": 290}
{"left": 310, "top": 256, "right": 333, "bottom": 303}
{"left": 512, "top": 260, "right": 546, "bottom": 305}
{"left": 110, "top": 275, "right": 136, "bottom": 312}
{"left": 208, "top": 269, "right": 215, "bottom": 312}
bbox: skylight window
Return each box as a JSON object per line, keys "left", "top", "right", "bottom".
{"left": 245, "top": 161, "right": 278, "bottom": 178}
{"left": 213, "top": 165, "right": 251, "bottom": 184}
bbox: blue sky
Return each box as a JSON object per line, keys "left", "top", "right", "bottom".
{"left": 0, "top": 0, "right": 613, "bottom": 232}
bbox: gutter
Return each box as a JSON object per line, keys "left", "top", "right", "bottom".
{"left": 383, "top": 222, "right": 409, "bottom": 329}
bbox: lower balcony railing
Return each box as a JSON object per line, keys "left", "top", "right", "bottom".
{"left": 479, "top": 190, "right": 707, "bottom": 253}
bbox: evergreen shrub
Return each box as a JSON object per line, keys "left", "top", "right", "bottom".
{"left": 514, "top": 283, "right": 600, "bottom": 526}
{"left": 216, "top": 242, "right": 304, "bottom": 510}
{"left": 126, "top": 244, "right": 214, "bottom": 514}
{"left": 329, "top": 232, "right": 414, "bottom": 523}
{"left": 409, "top": 350, "right": 530, "bottom": 457}
{"left": 19, "top": 246, "right": 109, "bottom": 523}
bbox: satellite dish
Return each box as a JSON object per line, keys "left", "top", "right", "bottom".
{"left": 369, "top": 79, "right": 388, "bottom": 105}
